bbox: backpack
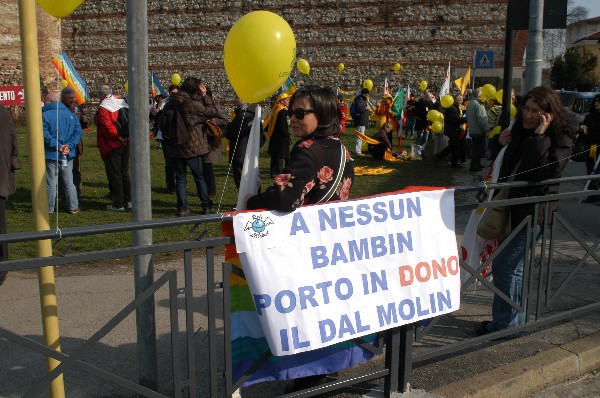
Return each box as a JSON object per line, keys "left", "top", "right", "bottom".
{"left": 204, "top": 119, "right": 224, "bottom": 148}
{"left": 114, "top": 107, "right": 130, "bottom": 137}
{"left": 350, "top": 98, "right": 361, "bottom": 120}
{"left": 159, "top": 100, "right": 191, "bottom": 146}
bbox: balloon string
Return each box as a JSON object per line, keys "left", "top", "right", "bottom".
{"left": 54, "top": 18, "right": 63, "bottom": 232}
{"left": 480, "top": 151, "right": 585, "bottom": 186}
{"left": 216, "top": 105, "right": 249, "bottom": 214}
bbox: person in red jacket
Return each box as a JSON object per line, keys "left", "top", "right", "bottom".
{"left": 96, "top": 84, "right": 131, "bottom": 212}
{"left": 337, "top": 94, "right": 348, "bottom": 133}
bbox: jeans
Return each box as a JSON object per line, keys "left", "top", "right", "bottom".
{"left": 72, "top": 155, "right": 82, "bottom": 200}
{"left": 355, "top": 125, "right": 365, "bottom": 153}
{"left": 46, "top": 159, "right": 78, "bottom": 212}
{"left": 173, "top": 156, "right": 212, "bottom": 213}
{"left": 163, "top": 149, "right": 175, "bottom": 191}
{"left": 416, "top": 130, "right": 429, "bottom": 157}
{"left": 405, "top": 116, "right": 416, "bottom": 138}
{"left": 488, "top": 225, "right": 541, "bottom": 331}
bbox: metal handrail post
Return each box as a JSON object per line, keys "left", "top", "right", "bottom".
{"left": 398, "top": 324, "right": 414, "bottom": 393}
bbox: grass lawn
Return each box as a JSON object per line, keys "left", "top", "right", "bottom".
{"left": 6, "top": 124, "right": 456, "bottom": 260}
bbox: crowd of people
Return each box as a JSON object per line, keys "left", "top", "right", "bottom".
{"left": 1, "top": 79, "right": 598, "bottom": 357}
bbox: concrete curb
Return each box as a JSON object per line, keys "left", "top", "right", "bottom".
{"left": 430, "top": 331, "right": 600, "bottom": 397}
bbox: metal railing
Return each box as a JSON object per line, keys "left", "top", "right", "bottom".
{"left": 0, "top": 175, "right": 599, "bottom": 397}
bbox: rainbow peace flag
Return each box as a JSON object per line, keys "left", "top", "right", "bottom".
{"left": 222, "top": 220, "right": 379, "bottom": 387}
{"left": 51, "top": 52, "right": 89, "bottom": 105}
{"left": 151, "top": 70, "right": 167, "bottom": 97}
{"left": 275, "top": 77, "right": 297, "bottom": 98}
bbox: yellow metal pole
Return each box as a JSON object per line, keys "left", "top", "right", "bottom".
{"left": 18, "top": 1, "right": 65, "bottom": 397}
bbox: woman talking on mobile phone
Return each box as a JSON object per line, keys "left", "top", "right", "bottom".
{"left": 477, "top": 86, "right": 573, "bottom": 336}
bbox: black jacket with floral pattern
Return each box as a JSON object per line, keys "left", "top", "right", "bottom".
{"left": 247, "top": 135, "right": 354, "bottom": 212}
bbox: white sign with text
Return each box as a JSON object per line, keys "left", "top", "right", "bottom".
{"left": 233, "top": 188, "right": 460, "bottom": 356}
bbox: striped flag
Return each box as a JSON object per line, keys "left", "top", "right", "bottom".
{"left": 391, "top": 86, "right": 405, "bottom": 119}
{"left": 51, "top": 52, "right": 89, "bottom": 105}
{"left": 275, "top": 77, "right": 297, "bottom": 97}
{"left": 151, "top": 70, "right": 167, "bottom": 97}
{"left": 383, "top": 77, "right": 389, "bottom": 95}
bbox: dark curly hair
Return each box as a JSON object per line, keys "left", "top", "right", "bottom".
{"left": 589, "top": 94, "right": 600, "bottom": 115}
{"left": 179, "top": 76, "right": 202, "bottom": 97}
{"left": 514, "top": 86, "right": 574, "bottom": 138}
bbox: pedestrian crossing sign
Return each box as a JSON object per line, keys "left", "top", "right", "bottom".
{"left": 475, "top": 51, "right": 494, "bottom": 69}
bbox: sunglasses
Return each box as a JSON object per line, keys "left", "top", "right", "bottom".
{"left": 288, "top": 108, "right": 315, "bottom": 120}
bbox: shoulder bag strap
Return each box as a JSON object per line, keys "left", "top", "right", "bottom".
{"left": 317, "top": 143, "right": 347, "bottom": 203}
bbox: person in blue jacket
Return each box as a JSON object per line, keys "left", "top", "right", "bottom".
{"left": 42, "top": 92, "right": 83, "bottom": 214}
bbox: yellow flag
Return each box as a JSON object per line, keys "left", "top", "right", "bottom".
{"left": 453, "top": 67, "right": 471, "bottom": 95}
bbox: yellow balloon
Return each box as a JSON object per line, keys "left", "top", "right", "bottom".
{"left": 495, "top": 89, "right": 504, "bottom": 104}
{"left": 224, "top": 11, "right": 296, "bottom": 104}
{"left": 393, "top": 63, "right": 401, "bottom": 72}
{"left": 124, "top": 81, "right": 128, "bottom": 92}
{"left": 363, "top": 79, "right": 373, "bottom": 91}
{"left": 37, "top": 0, "right": 84, "bottom": 18}
{"left": 171, "top": 73, "right": 181, "bottom": 86}
{"left": 419, "top": 80, "right": 428, "bottom": 91}
{"left": 431, "top": 120, "right": 444, "bottom": 133}
{"left": 483, "top": 84, "right": 496, "bottom": 101}
{"left": 427, "top": 109, "right": 443, "bottom": 122}
{"left": 488, "top": 126, "right": 501, "bottom": 138}
{"left": 338, "top": 63, "right": 344, "bottom": 72}
{"left": 510, "top": 104, "right": 517, "bottom": 119}
{"left": 440, "top": 94, "right": 454, "bottom": 108}
{"left": 60, "top": 79, "right": 68, "bottom": 88}
{"left": 297, "top": 58, "right": 310, "bottom": 75}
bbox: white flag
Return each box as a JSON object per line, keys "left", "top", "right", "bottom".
{"left": 438, "top": 62, "right": 451, "bottom": 99}
{"left": 236, "top": 106, "right": 262, "bottom": 211}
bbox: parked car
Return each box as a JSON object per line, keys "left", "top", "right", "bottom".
{"left": 556, "top": 91, "right": 597, "bottom": 131}
{"left": 571, "top": 92, "right": 596, "bottom": 120}
{"left": 556, "top": 90, "right": 577, "bottom": 110}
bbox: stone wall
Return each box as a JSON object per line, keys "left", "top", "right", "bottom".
{"left": 3, "top": 0, "right": 522, "bottom": 105}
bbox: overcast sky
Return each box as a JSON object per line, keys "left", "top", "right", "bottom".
{"left": 571, "top": 0, "right": 600, "bottom": 19}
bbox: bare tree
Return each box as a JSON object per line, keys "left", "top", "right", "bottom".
{"left": 543, "top": 2, "right": 589, "bottom": 66}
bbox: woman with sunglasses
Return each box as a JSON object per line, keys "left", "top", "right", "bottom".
{"left": 582, "top": 94, "right": 600, "bottom": 203}
{"left": 247, "top": 86, "right": 367, "bottom": 393}
{"left": 477, "top": 86, "right": 573, "bottom": 336}
{"left": 247, "top": 85, "right": 354, "bottom": 212}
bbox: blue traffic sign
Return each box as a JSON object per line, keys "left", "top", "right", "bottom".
{"left": 475, "top": 51, "right": 494, "bottom": 69}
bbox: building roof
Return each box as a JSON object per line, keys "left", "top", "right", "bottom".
{"left": 573, "top": 31, "right": 600, "bottom": 45}
{"left": 568, "top": 16, "right": 600, "bottom": 28}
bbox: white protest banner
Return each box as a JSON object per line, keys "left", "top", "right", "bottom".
{"left": 233, "top": 188, "right": 460, "bottom": 356}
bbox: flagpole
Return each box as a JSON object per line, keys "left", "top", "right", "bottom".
{"left": 472, "top": 51, "right": 476, "bottom": 90}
